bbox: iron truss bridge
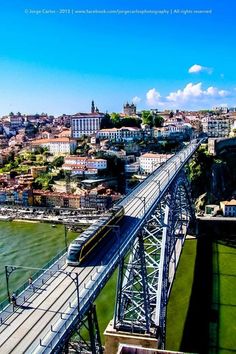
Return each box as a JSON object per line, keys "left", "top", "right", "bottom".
{"left": 0, "top": 140, "right": 202, "bottom": 353}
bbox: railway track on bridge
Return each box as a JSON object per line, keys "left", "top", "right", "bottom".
{"left": 0, "top": 140, "right": 202, "bottom": 353}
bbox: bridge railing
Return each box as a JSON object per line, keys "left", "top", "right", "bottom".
{"left": 0, "top": 140, "right": 202, "bottom": 350}
{"left": 37, "top": 220, "right": 144, "bottom": 352}
{"left": 0, "top": 248, "right": 67, "bottom": 321}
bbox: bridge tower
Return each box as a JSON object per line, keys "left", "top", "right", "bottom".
{"left": 105, "top": 171, "right": 195, "bottom": 351}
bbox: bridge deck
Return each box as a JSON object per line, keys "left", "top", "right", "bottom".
{"left": 0, "top": 141, "right": 201, "bottom": 353}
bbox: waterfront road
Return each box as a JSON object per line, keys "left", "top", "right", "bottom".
{"left": 197, "top": 216, "right": 236, "bottom": 221}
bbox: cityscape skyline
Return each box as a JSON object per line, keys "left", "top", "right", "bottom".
{"left": 0, "top": 0, "right": 235, "bottom": 115}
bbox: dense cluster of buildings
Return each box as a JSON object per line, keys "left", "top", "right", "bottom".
{"left": 0, "top": 101, "right": 236, "bottom": 210}
{"left": 0, "top": 170, "right": 117, "bottom": 210}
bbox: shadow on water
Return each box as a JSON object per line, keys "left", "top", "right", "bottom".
{"left": 217, "top": 234, "right": 236, "bottom": 249}
{"left": 180, "top": 234, "right": 215, "bottom": 354}
{"left": 181, "top": 227, "right": 236, "bottom": 354}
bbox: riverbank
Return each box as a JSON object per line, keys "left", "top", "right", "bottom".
{"left": 13, "top": 219, "right": 40, "bottom": 223}
{"left": 0, "top": 215, "right": 12, "bottom": 221}
{"left": 0, "top": 205, "right": 99, "bottom": 226}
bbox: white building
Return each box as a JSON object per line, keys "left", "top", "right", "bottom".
{"left": 97, "top": 127, "right": 143, "bottom": 142}
{"left": 124, "top": 162, "right": 140, "bottom": 174}
{"left": 62, "top": 165, "right": 98, "bottom": 176}
{"left": 71, "top": 113, "right": 105, "bottom": 138}
{"left": 63, "top": 156, "right": 107, "bottom": 170}
{"left": 139, "top": 153, "right": 173, "bottom": 174}
{"left": 8, "top": 114, "right": 24, "bottom": 129}
{"left": 212, "top": 106, "right": 228, "bottom": 114}
{"left": 220, "top": 199, "right": 236, "bottom": 216}
{"left": 154, "top": 123, "right": 192, "bottom": 140}
{"left": 202, "top": 116, "right": 231, "bottom": 138}
{"left": 31, "top": 138, "right": 77, "bottom": 155}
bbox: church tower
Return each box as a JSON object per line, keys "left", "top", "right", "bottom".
{"left": 91, "top": 100, "right": 95, "bottom": 114}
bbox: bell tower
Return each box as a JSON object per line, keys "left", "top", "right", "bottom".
{"left": 91, "top": 100, "right": 95, "bottom": 114}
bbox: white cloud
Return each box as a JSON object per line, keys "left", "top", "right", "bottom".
{"left": 142, "top": 83, "right": 231, "bottom": 110}
{"left": 167, "top": 83, "right": 202, "bottom": 102}
{"left": 167, "top": 82, "right": 229, "bottom": 103}
{"left": 206, "top": 87, "right": 228, "bottom": 97}
{"left": 188, "top": 64, "right": 212, "bottom": 74}
{"left": 132, "top": 96, "right": 141, "bottom": 104}
{"left": 146, "top": 88, "right": 162, "bottom": 106}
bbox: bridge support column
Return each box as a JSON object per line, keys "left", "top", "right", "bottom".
{"left": 114, "top": 231, "right": 151, "bottom": 334}
{"left": 112, "top": 171, "right": 195, "bottom": 350}
{"left": 104, "top": 320, "right": 159, "bottom": 354}
{"left": 63, "top": 304, "right": 103, "bottom": 354}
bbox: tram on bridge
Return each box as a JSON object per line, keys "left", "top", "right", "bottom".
{"left": 66, "top": 205, "right": 124, "bottom": 266}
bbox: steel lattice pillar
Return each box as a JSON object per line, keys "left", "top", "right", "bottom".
{"left": 58, "top": 304, "right": 103, "bottom": 354}
{"left": 114, "top": 231, "right": 151, "bottom": 334}
{"left": 114, "top": 171, "right": 195, "bottom": 348}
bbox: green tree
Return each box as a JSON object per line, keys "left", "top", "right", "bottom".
{"left": 7, "top": 151, "right": 15, "bottom": 163}
{"left": 110, "top": 113, "right": 121, "bottom": 127}
{"left": 33, "top": 173, "right": 53, "bottom": 190}
{"left": 153, "top": 115, "right": 164, "bottom": 128}
{"left": 142, "top": 111, "right": 153, "bottom": 126}
{"left": 100, "top": 113, "right": 113, "bottom": 129}
{"left": 51, "top": 156, "right": 64, "bottom": 168}
{"left": 187, "top": 146, "right": 214, "bottom": 198}
{"left": 2, "top": 162, "right": 14, "bottom": 172}
{"left": 121, "top": 117, "right": 141, "bottom": 128}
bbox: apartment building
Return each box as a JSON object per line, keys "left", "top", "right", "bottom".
{"left": 139, "top": 153, "right": 173, "bottom": 174}
{"left": 31, "top": 137, "right": 77, "bottom": 155}
{"left": 71, "top": 113, "right": 105, "bottom": 138}
{"left": 80, "top": 193, "right": 112, "bottom": 210}
{"left": 97, "top": 127, "right": 142, "bottom": 142}
{"left": 33, "top": 190, "right": 81, "bottom": 208}
{"left": 62, "top": 156, "right": 107, "bottom": 176}
{"left": 63, "top": 156, "right": 107, "bottom": 169}
{"left": 8, "top": 114, "right": 24, "bottom": 129}
{"left": 220, "top": 199, "right": 236, "bottom": 216}
{"left": 202, "top": 116, "right": 231, "bottom": 137}
{"left": 0, "top": 188, "right": 33, "bottom": 206}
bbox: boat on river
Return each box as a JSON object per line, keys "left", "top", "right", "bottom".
{"left": 0, "top": 215, "right": 13, "bottom": 221}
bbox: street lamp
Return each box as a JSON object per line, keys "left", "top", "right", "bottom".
{"left": 134, "top": 195, "right": 146, "bottom": 219}
{"left": 4, "top": 265, "right": 80, "bottom": 313}
{"left": 176, "top": 154, "right": 183, "bottom": 164}
{"left": 151, "top": 178, "right": 161, "bottom": 196}
{"left": 64, "top": 224, "right": 68, "bottom": 250}
{"left": 163, "top": 168, "right": 170, "bottom": 181}
{"left": 173, "top": 160, "right": 178, "bottom": 171}
{"left": 151, "top": 160, "right": 161, "bottom": 174}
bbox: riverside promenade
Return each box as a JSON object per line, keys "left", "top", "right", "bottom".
{"left": 0, "top": 206, "right": 100, "bottom": 226}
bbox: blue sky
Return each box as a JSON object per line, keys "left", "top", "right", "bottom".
{"left": 0, "top": 0, "right": 235, "bottom": 115}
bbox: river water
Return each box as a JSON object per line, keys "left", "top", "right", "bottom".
{"left": 0, "top": 221, "right": 77, "bottom": 302}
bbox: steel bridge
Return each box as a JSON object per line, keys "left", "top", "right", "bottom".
{"left": 0, "top": 140, "right": 202, "bottom": 353}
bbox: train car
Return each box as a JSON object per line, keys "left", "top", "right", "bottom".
{"left": 66, "top": 205, "right": 124, "bottom": 266}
